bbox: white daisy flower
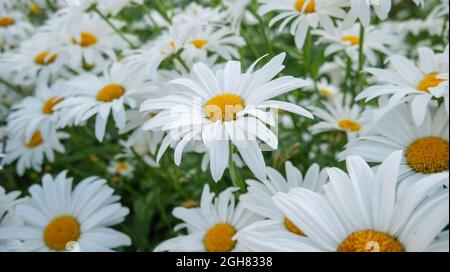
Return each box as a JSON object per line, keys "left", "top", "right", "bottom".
{"left": 0, "top": 186, "right": 23, "bottom": 252}
{"left": 342, "top": 0, "right": 393, "bottom": 29}
{"left": 306, "top": 78, "right": 341, "bottom": 100}
{"left": 140, "top": 53, "right": 313, "bottom": 181}
{"left": 314, "top": 23, "right": 398, "bottom": 65}
{"left": 223, "top": 0, "right": 252, "bottom": 30}
{"left": 341, "top": 103, "right": 449, "bottom": 183}
{"left": 0, "top": 9, "right": 34, "bottom": 50}
{"left": 154, "top": 185, "right": 261, "bottom": 252}
{"left": 107, "top": 160, "right": 134, "bottom": 178}
{"left": 58, "top": 62, "right": 146, "bottom": 142}
{"left": 172, "top": 2, "right": 224, "bottom": 26}
{"left": 357, "top": 45, "right": 449, "bottom": 125}
{"left": 309, "top": 96, "right": 369, "bottom": 140}
{"left": 97, "top": 0, "right": 144, "bottom": 16}
{"left": 1, "top": 84, "right": 20, "bottom": 121}
{"left": 7, "top": 81, "right": 68, "bottom": 141}
{"left": 15, "top": 171, "right": 131, "bottom": 252}
{"left": 240, "top": 151, "right": 449, "bottom": 252}
{"left": 3, "top": 129, "right": 68, "bottom": 176}
{"left": 259, "top": 0, "right": 348, "bottom": 48}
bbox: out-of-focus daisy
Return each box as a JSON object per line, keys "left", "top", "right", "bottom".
{"left": 172, "top": 2, "right": 224, "bottom": 26}
{"left": 0, "top": 186, "right": 23, "bottom": 252}
{"left": 0, "top": 9, "right": 34, "bottom": 50}
{"left": 3, "top": 129, "right": 68, "bottom": 176}
{"left": 242, "top": 151, "right": 449, "bottom": 252}
{"left": 97, "top": 0, "right": 144, "bottom": 16}
{"left": 7, "top": 81, "right": 68, "bottom": 140}
{"left": 15, "top": 171, "right": 131, "bottom": 252}
{"left": 341, "top": 103, "right": 448, "bottom": 183}
{"left": 342, "top": 0, "right": 393, "bottom": 28}
{"left": 306, "top": 78, "right": 340, "bottom": 100}
{"left": 0, "top": 84, "right": 19, "bottom": 121}
{"left": 154, "top": 185, "right": 261, "bottom": 252}
{"left": 224, "top": 0, "right": 252, "bottom": 30}
{"left": 141, "top": 53, "right": 313, "bottom": 181}
{"left": 357, "top": 45, "right": 449, "bottom": 125}
{"left": 107, "top": 160, "right": 134, "bottom": 178}
{"left": 58, "top": 62, "right": 146, "bottom": 142}
{"left": 314, "top": 24, "right": 397, "bottom": 65}
{"left": 237, "top": 162, "right": 328, "bottom": 251}
{"left": 259, "top": 0, "right": 348, "bottom": 48}
{"left": 309, "top": 96, "right": 369, "bottom": 140}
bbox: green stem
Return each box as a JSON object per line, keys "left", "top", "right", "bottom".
{"left": 45, "top": 0, "right": 56, "bottom": 12}
{"left": 155, "top": 0, "right": 172, "bottom": 24}
{"left": 345, "top": 55, "right": 353, "bottom": 104}
{"left": 228, "top": 143, "right": 245, "bottom": 192}
{"left": 249, "top": 7, "right": 274, "bottom": 57}
{"left": 93, "top": 7, "right": 137, "bottom": 49}
{"left": 304, "top": 29, "right": 312, "bottom": 76}
{"left": 357, "top": 24, "right": 366, "bottom": 93}
{"left": 0, "top": 78, "right": 26, "bottom": 96}
{"left": 175, "top": 54, "right": 190, "bottom": 72}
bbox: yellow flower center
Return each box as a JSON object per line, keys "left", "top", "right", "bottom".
{"left": 341, "top": 35, "right": 360, "bottom": 45}
{"left": 115, "top": 162, "right": 129, "bottom": 173}
{"left": 182, "top": 199, "right": 200, "bottom": 208}
{"left": 319, "top": 88, "right": 333, "bottom": 97}
{"left": 26, "top": 131, "right": 44, "bottom": 148}
{"left": 205, "top": 94, "right": 245, "bottom": 122}
{"left": 0, "top": 17, "right": 16, "bottom": 27}
{"left": 191, "top": 39, "right": 209, "bottom": 49}
{"left": 338, "top": 119, "right": 361, "bottom": 132}
{"left": 42, "top": 96, "right": 64, "bottom": 115}
{"left": 406, "top": 136, "right": 449, "bottom": 174}
{"left": 35, "top": 51, "right": 58, "bottom": 66}
{"left": 203, "top": 223, "right": 237, "bottom": 252}
{"left": 44, "top": 216, "right": 80, "bottom": 251}
{"left": 295, "top": 0, "right": 316, "bottom": 13}
{"left": 96, "top": 84, "right": 125, "bottom": 102}
{"left": 417, "top": 72, "right": 445, "bottom": 92}
{"left": 72, "top": 32, "right": 98, "bottom": 48}
{"left": 29, "top": 3, "right": 41, "bottom": 15}
{"left": 284, "top": 218, "right": 306, "bottom": 236}
{"left": 338, "top": 230, "right": 404, "bottom": 252}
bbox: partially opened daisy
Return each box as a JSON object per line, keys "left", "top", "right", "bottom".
{"left": 0, "top": 9, "right": 34, "bottom": 50}
{"left": 0, "top": 186, "right": 23, "bottom": 252}
{"left": 258, "top": 0, "right": 348, "bottom": 48}
{"left": 3, "top": 129, "right": 69, "bottom": 176}
{"left": 7, "top": 81, "right": 68, "bottom": 141}
{"left": 252, "top": 151, "right": 449, "bottom": 252}
{"left": 341, "top": 103, "right": 449, "bottom": 183}
{"left": 314, "top": 23, "right": 397, "bottom": 65}
{"left": 141, "top": 53, "right": 313, "bottom": 181}
{"left": 357, "top": 45, "right": 449, "bottom": 125}
{"left": 309, "top": 96, "right": 369, "bottom": 140}
{"left": 15, "top": 171, "right": 131, "bottom": 252}
{"left": 154, "top": 185, "right": 261, "bottom": 252}
{"left": 58, "top": 62, "right": 146, "bottom": 142}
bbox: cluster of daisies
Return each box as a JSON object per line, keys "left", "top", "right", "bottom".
{"left": 0, "top": 0, "right": 449, "bottom": 252}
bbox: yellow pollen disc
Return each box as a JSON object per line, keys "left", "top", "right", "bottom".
{"left": 205, "top": 93, "right": 245, "bottom": 122}
{"left": 115, "top": 162, "right": 129, "bottom": 173}
{"left": 284, "top": 218, "right": 306, "bottom": 237}
{"left": 203, "top": 223, "right": 237, "bottom": 252}
{"left": 44, "top": 216, "right": 80, "bottom": 251}
{"left": 338, "top": 230, "right": 404, "bottom": 252}
{"left": 0, "top": 17, "right": 16, "bottom": 27}
{"left": 417, "top": 72, "right": 445, "bottom": 92}
{"left": 96, "top": 84, "right": 125, "bottom": 102}
{"left": 26, "top": 131, "right": 44, "bottom": 148}
{"left": 319, "top": 88, "right": 333, "bottom": 97}
{"left": 42, "top": 96, "right": 64, "bottom": 114}
{"left": 29, "top": 3, "right": 41, "bottom": 15}
{"left": 191, "top": 39, "right": 209, "bottom": 49}
{"left": 341, "top": 35, "right": 360, "bottom": 45}
{"left": 295, "top": 0, "right": 316, "bottom": 13}
{"left": 406, "top": 136, "right": 449, "bottom": 174}
{"left": 72, "top": 32, "right": 98, "bottom": 48}
{"left": 35, "top": 51, "right": 58, "bottom": 66}
{"left": 338, "top": 119, "right": 361, "bottom": 132}
{"left": 182, "top": 199, "right": 200, "bottom": 208}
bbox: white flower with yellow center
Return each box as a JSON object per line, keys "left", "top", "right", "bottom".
{"left": 141, "top": 53, "right": 313, "bottom": 181}
{"left": 309, "top": 96, "right": 369, "bottom": 140}
{"left": 0, "top": 186, "right": 23, "bottom": 252}
{"left": 314, "top": 23, "right": 397, "bottom": 65}
{"left": 306, "top": 78, "right": 341, "bottom": 100}
{"left": 3, "top": 129, "right": 68, "bottom": 176}
{"left": 7, "top": 81, "right": 68, "bottom": 141}
{"left": 58, "top": 62, "right": 146, "bottom": 142}
{"left": 154, "top": 185, "right": 261, "bottom": 252}
{"left": 243, "top": 151, "right": 449, "bottom": 252}
{"left": 0, "top": 9, "right": 34, "bottom": 50}
{"left": 341, "top": 104, "right": 449, "bottom": 183}
{"left": 357, "top": 45, "right": 449, "bottom": 125}
{"left": 14, "top": 171, "right": 131, "bottom": 252}
{"left": 259, "top": 0, "right": 348, "bottom": 48}
{"left": 107, "top": 161, "right": 134, "bottom": 178}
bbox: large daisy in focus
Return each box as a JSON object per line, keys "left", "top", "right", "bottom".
{"left": 357, "top": 45, "right": 449, "bottom": 125}
{"left": 244, "top": 151, "right": 449, "bottom": 252}
{"left": 141, "top": 53, "right": 313, "bottom": 181}
{"left": 154, "top": 185, "right": 261, "bottom": 252}
{"left": 0, "top": 186, "right": 23, "bottom": 252}
{"left": 15, "top": 171, "right": 131, "bottom": 252}
{"left": 259, "top": 0, "right": 347, "bottom": 48}
{"left": 341, "top": 103, "right": 449, "bottom": 183}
